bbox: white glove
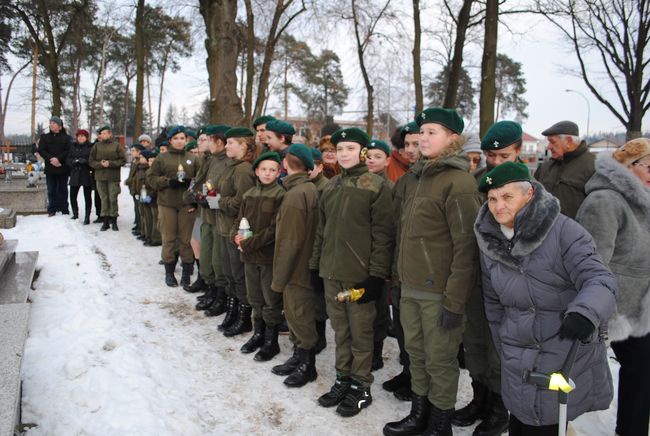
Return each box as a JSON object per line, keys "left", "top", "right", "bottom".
{"left": 207, "top": 194, "right": 221, "bottom": 210}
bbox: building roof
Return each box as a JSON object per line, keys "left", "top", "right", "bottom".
{"left": 522, "top": 132, "right": 538, "bottom": 142}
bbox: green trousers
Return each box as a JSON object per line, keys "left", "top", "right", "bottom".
{"left": 218, "top": 234, "right": 247, "bottom": 302}
{"left": 96, "top": 180, "right": 120, "bottom": 217}
{"left": 139, "top": 203, "right": 149, "bottom": 240}
{"left": 463, "top": 285, "right": 501, "bottom": 393}
{"left": 245, "top": 263, "right": 283, "bottom": 327}
{"left": 284, "top": 285, "right": 318, "bottom": 351}
{"left": 158, "top": 205, "right": 196, "bottom": 264}
{"left": 401, "top": 292, "right": 464, "bottom": 410}
{"left": 141, "top": 203, "right": 160, "bottom": 243}
{"left": 199, "top": 222, "right": 217, "bottom": 285}
{"left": 324, "top": 279, "right": 376, "bottom": 386}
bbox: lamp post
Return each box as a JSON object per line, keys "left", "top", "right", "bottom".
{"left": 565, "top": 89, "right": 590, "bottom": 138}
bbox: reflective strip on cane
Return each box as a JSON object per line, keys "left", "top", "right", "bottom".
{"left": 548, "top": 373, "right": 576, "bottom": 393}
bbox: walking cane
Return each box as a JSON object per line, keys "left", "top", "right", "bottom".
{"left": 523, "top": 340, "right": 580, "bottom": 436}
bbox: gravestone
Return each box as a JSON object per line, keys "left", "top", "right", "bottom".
{"left": 0, "top": 208, "right": 16, "bottom": 229}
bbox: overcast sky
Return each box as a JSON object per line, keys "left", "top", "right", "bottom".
{"left": 2, "top": 0, "right": 647, "bottom": 139}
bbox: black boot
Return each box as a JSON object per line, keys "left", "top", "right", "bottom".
{"left": 217, "top": 297, "right": 238, "bottom": 331}
{"left": 422, "top": 405, "right": 454, "bottom": 436}
{"left": 241, "top": 318, "right": 265, "bottom": 353}
{"left": 473, "top": 392, "right": 509, "bottom": 436}
{"left": 336, "top": 381, "right": 372, "bottom": 417}
{"left": 314, "top": 320, "right": 327, "bottom": 354}
{"left": 283, "top": 348, "right": 317, "bottom": 387}
{"left": 254, "top": 325, "right": 280, "bottom": 362}
{"left": 372, "top": 341, "right": 384, "bottom": 371}
{"left": 203, "top": 287, "right": 227, "bottom": 315}
{"left": 180, "top": 262, "right": 193, "bottom": 288}
{"left": 271, "top": 347, "right": 300, "bottom": 376}
{"left": 111, "top": 217, "right": 119, "bottom": 231}
{"left": 71, "top": 209, "right": 78, "bottom": 219}
{"left": 383, "top": 369, "right": 411, "bottom": 393}
{"left": 83, "top": 214, "right": 90, "bottom": 225}
{"left": 100, "top": 217, "right": 110, "bottom": 231}
{"left": 196, "top": 286, "right": 216, "bottom": 311}
{"left": 383, "top": 394, "right": 431, "bottom": 436}
{"left": 224, "top": 303, "right": 253, "bottom": 337}
{"left": 93, "top": 216, "right": 103, "bottom": 224}
{"left": 318, "top": 375, "right": 351, "bottom": 407}
{"left": 451, "top": 381, "right": 490, "bottom": 426}
{"left": 164, "top": 262, "right": 178, "bottom": 287}
{"left": 185, "top": 273, "right": 206, "bottom": 293}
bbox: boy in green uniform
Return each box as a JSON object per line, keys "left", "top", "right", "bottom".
{"left": 264, "top": 120, "right": 295, "bottom": 179}
{"left": 253, "top": 115, "right": 275, "bottom": 154}
{"left": 311, "top": 128, "right": 394, "bottom": 417}
{"left": 270, "top": 144, "right": 320, "bottom": 387}
{"left": 144, "top": 150, "right": 162, "bottom": 247}
{"left": 232, "top": 151, "right": 285, "bottom": 361}
{"left": 125, "top": 142, "right": 145, "bottom": 236}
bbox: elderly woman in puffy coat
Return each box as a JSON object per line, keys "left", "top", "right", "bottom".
{"left": 576, "top": 138, "right": 650, "bottom": 436}
{"left": 473, "top": 162, "right": 617, "bottom": 436}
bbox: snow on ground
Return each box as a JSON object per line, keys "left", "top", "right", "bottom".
{"left": 2, "top": 168, "right": 619, "bottom": 435}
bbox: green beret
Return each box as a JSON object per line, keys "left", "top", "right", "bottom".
{"left": 196, "top": 126, "right": 207, "bottom": 136}
{"left": 96, "top": 125, "right": 111, "bottom": 134}
{"left": 184, "top": 140, "right": 198, "bottom": 152}
{"left": 160, "top": 140, "right": 169, "bottom": 147}
{"left": 151, "top": 148, "right": 160, "bottom": 157}
{"left": 225, "top": 126, "right": 255, "bottom": 139}
{"left": 368, "top": 139, "right": 391, "bottom": 156}
{"left": 311, "top": 147, "right": 323, "bottom": 162}
{"left": 186, "top": 129, "right": 197, "bottom": 139}
{"left": 131, "top": 143, "right": 146, "bottom": 151}
{"left": 541, "top": 120, "right": 579, "bottom": 137}
{"left": 331, "top": 127, "right": 370, "bottom": 147}
{"left": 252, "top": 151, "right": 282, "bottom": 171}
{"left": 141, "top": 149, "right": 154, "bottom": 159}
{"left": 400, "top": 121, "right": 420, "bottom": 140}
{"left": 167, "top": 125, "right": 186, "bottom": 138}
{"left": 253, "top": 115, "right": 276, "bottom": 128}
{"left": 265, "top": 120, "right": 296, "bottom": 136}
{"left": 478, "top": 161, "right": 531, "bottom": 193}
{"left": 204, "top": 124, "right": 231, "bottom": 136}
{"left": 287, "top": 143, "right": 314, "bottom": 170}
{"left": 481, "top": 121, "right": 523, "bottom": 150}
{"left": 416, "top": 107, "right": 464, "bottom": 133}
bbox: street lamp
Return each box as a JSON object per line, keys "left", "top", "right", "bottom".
{"left": 565, "top": 89, "right": 590, "bottom": 138}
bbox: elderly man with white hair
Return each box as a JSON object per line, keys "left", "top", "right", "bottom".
{"left": 534, "top": 120, "right": 595, "bottom": 219}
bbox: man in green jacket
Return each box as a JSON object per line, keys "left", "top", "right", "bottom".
{"left": 89, "top": 125, "right": 126, "bottom": 231}
{"left": 311, "top": 127, "right": 394, "bottom": 418}
{"left": 535, "top": 120, "right": 595, "bottom": 219}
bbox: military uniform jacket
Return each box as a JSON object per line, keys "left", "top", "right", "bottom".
{"left": 89, "top": 140, "right": 126, "bottom": 182}
{"left": 125, "top": 156, "right": 139, "bottom": 195}
{"left": 311, "top": 172, "right": 330, "bottom": 194}
{"left": 272, "top": 173, "right": 319, "bottom": 292}
{"left": 133, "top": 164, "right": 148, "bottom": 200}
{"left": 193, "top": 151, "right": 229, "bottom": 225}
{"left": 144, "top": 166, "right": 158, "bottom": 206}
{"left": 396, "top": 147, "right": 483, "bottom": 314}
{"left": 146, "top": 147, "right": 199, "bottom": 208}
{"left": 231, "top": 181, "right": 286, "bottom": 265}
{"left": 310, "top": 163, "right": 394, "bottom": 283}
{"left": 534, "top": 142, "right": 595, "bottom": 219}
{"left": 215, "top": 159, "right": 255, "bottom": 236}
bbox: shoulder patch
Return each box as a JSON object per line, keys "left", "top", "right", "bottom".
{"left": 356, "top": 172, "right": 382, "bottom": 193}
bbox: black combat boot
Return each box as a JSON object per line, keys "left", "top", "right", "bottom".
{"left": 473, "top": 392, "right": 509, "bottom": 436}
{"left": 336, "top": 381, "right": 372, "bottom": 417}
{"left": 422, "top": 405, "right": 454, "bottom": 436}
{"left": 241, "top": 318, "right": 265, "bottom": 353}
{"left": 184, "top": 273, "right": 205, "bottom": 293}
{"left": 217, "top": 297, "right": 238, "bottom": 331}
{"left": 383, "top": 394, "right": 431, "bottom": 436}
{"left": 100, "top": 217, "right": 110, "bottom": 231}
{"left": 383, "top": 369, "right": 411, "bottom": 393}
{"left": 196, "top": 286, "right": 217, "bottom": 311}
{"left": 180, "top": 262, "right": 193, "bottom": 288}
{"left": 71, "top": 207, "right": 78, "bottom": 219}
{"left": 372, "top": 340, "right": 384, "bottom": 371}
{"left": 254, "top": 325, "right": 280, "bottom": 362}
{"left": 451, "top": 381, "right": 490, "bottom": 426}
{"left": 164, "top": 262, "right": 178, "bottom": 287}
{"left": 111, "top": 217, "right": 119, "bottom": 231}
{"left": 83, "top": 213, "right": 90, "bottom": 225}
{"left": 224, "top": 303, "right": 252, "bottom": 337}
{"left": 314, "top": 320, "right": 327, "bottom": 354}
{"left": 283, "top": 348, "right": 317, "bottom": 388}
{"left": 93, "top": 216, "right": 103, "bottom": 224}
{"left": 271, "top": 347, "right": 300, "bottom": 376}
{"left": 203, "top": 287, "right": 227, "bottom": 315}
{"left": 318, "top": 375, "right": 351, "bottom": 408}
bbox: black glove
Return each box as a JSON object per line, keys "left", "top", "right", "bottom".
{"left": 559, "top": 312, "right": 594, "bottom": 341}
{"left": 310, "top": 269, "right": 324, "bottom": 294}
{"left": 354, "top": 276, "right": 385, "bottom": 304}
{"left": 438, "top": 307, "right": 463, "bottom": 330}
{"left": 168, "top": 178, "right": 189, "bottom": 189}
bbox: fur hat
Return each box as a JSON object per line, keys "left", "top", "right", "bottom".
{"left": 613, "top": 138, "right": 650, "bottom": 167}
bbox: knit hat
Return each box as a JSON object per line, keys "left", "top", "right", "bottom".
{"left": 50, "top": 116, "right": 63, "bottom": 127}
{"left": 478, "top": 161, "right": 531, "bottom": 193}
{"left": 225, "top": 127, "right": 255, "bottom": 139}
{"left": 331, "top": 127, "right": 370, "bottom": 147}
{"left": 252, "top": 151, "right": 282, "bottom": 171}
{"left": 463, "top": 134, "right": 482, "bottom": 154}
{"left": 287, "top": 143, "right": 314, "bottom": 170}
{"left": 265, "top": 120, "right": 296, "bottom": 136}
{"left": 75, "top": 129, "right": 89, "bottom": 138}
{"left": 138, "top": 134, "right": 152, "bottom": 143}
{"left": 613, "top": 138, "right": 650, "bottom": 166}
{"left": 481, "top": 121, "right": 522, "bottom": 150}
{"left": 368, "top": 139, "right": 391, "bottom": 157}
{"left": 416, "top": 107, "right": 464, "bottom": 133}
{"left": 253, "top": 115, "right": 276, "bottom": 129}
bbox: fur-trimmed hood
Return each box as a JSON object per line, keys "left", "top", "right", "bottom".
{"left": 474, "top": 181, "right": 560, "bottom": 269}
{"left": 411, "top": 136, "right": 470, "bottom": 178}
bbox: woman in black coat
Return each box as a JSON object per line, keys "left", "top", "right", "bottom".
{"left": 66, "top": 129, "right": 93, "bottom": 224}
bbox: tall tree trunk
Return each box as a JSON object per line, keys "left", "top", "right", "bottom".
{"left": 412, "top": 0, "right": 423, "bottom": 113}
{"left": 134, "top": 0, "right": 145, "bottom": 137}
{"left": 123, "top": 76, "right": 132, "bottom": 138}
{"left": 479, "top": 0, "right": 498, "bottom": 137}
{"left": 443, "top": 0, "right": 473, "bottom": 109}
{"left": 199, "top": 0, "right": 243, "bottom": 125}
{"left": 352, "top": 0, "right": 374, "bottom": 135}
{"left": 156, "top": 50, "right": 169, "bottom": 134}
{"left": 70, "top": 57, "right": 81, "bottom": 133}
{"left": 146, "top": 63, "right": 154, "bottom": 133}
{"left": 89, "top": 72, "right": 102, "bottom": 137}
{"left": 243, "top": 0, "right": 255, "bottom": 124}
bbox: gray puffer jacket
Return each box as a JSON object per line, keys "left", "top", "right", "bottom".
{"left": 577, "top": 152, "right": 650, "bottom": 342}
{"left": 474, "top": 181, "right": 617, "bottom": 426}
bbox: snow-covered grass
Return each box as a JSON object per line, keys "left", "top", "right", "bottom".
{"left": 2, "top": 168, "right": 618, "bottom": 435}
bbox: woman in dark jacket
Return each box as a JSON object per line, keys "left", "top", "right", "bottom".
{"left": 66, "top": 129, "right": 93, "bottom": 224}
{"left": 474, "top": 162, "right": 617, "bottom": 435}
{"left": 577, "top": 139, "right": 650, "bottom": 436}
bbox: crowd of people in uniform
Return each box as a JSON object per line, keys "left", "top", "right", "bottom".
{"left": 33, "top": 109, "right": 650, "bottom": 436}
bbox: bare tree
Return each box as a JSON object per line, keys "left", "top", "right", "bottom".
{"left": 134, "top": 0, "right": 145, "bottom": 137}
{"left": 479, "top": 0, "right": 498, "bottom": 136}
{"left": 412, "top": 0, "right": 423, "bottom": 113}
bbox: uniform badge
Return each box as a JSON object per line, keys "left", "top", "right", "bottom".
{"left": 493, "top": 140, "right": 499, "bottom": 148}
{"left": 341, "top": 132, "right": 347, "bottom": 138}
{"left": 186, "top": 159, "right": 192, "bottom": 164}
{"left": 486, "top": 177, "right": 493, "bottom": 185}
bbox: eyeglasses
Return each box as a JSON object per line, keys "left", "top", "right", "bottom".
{"left": 633, "top": 161, "right": 650, "bottom": 172}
